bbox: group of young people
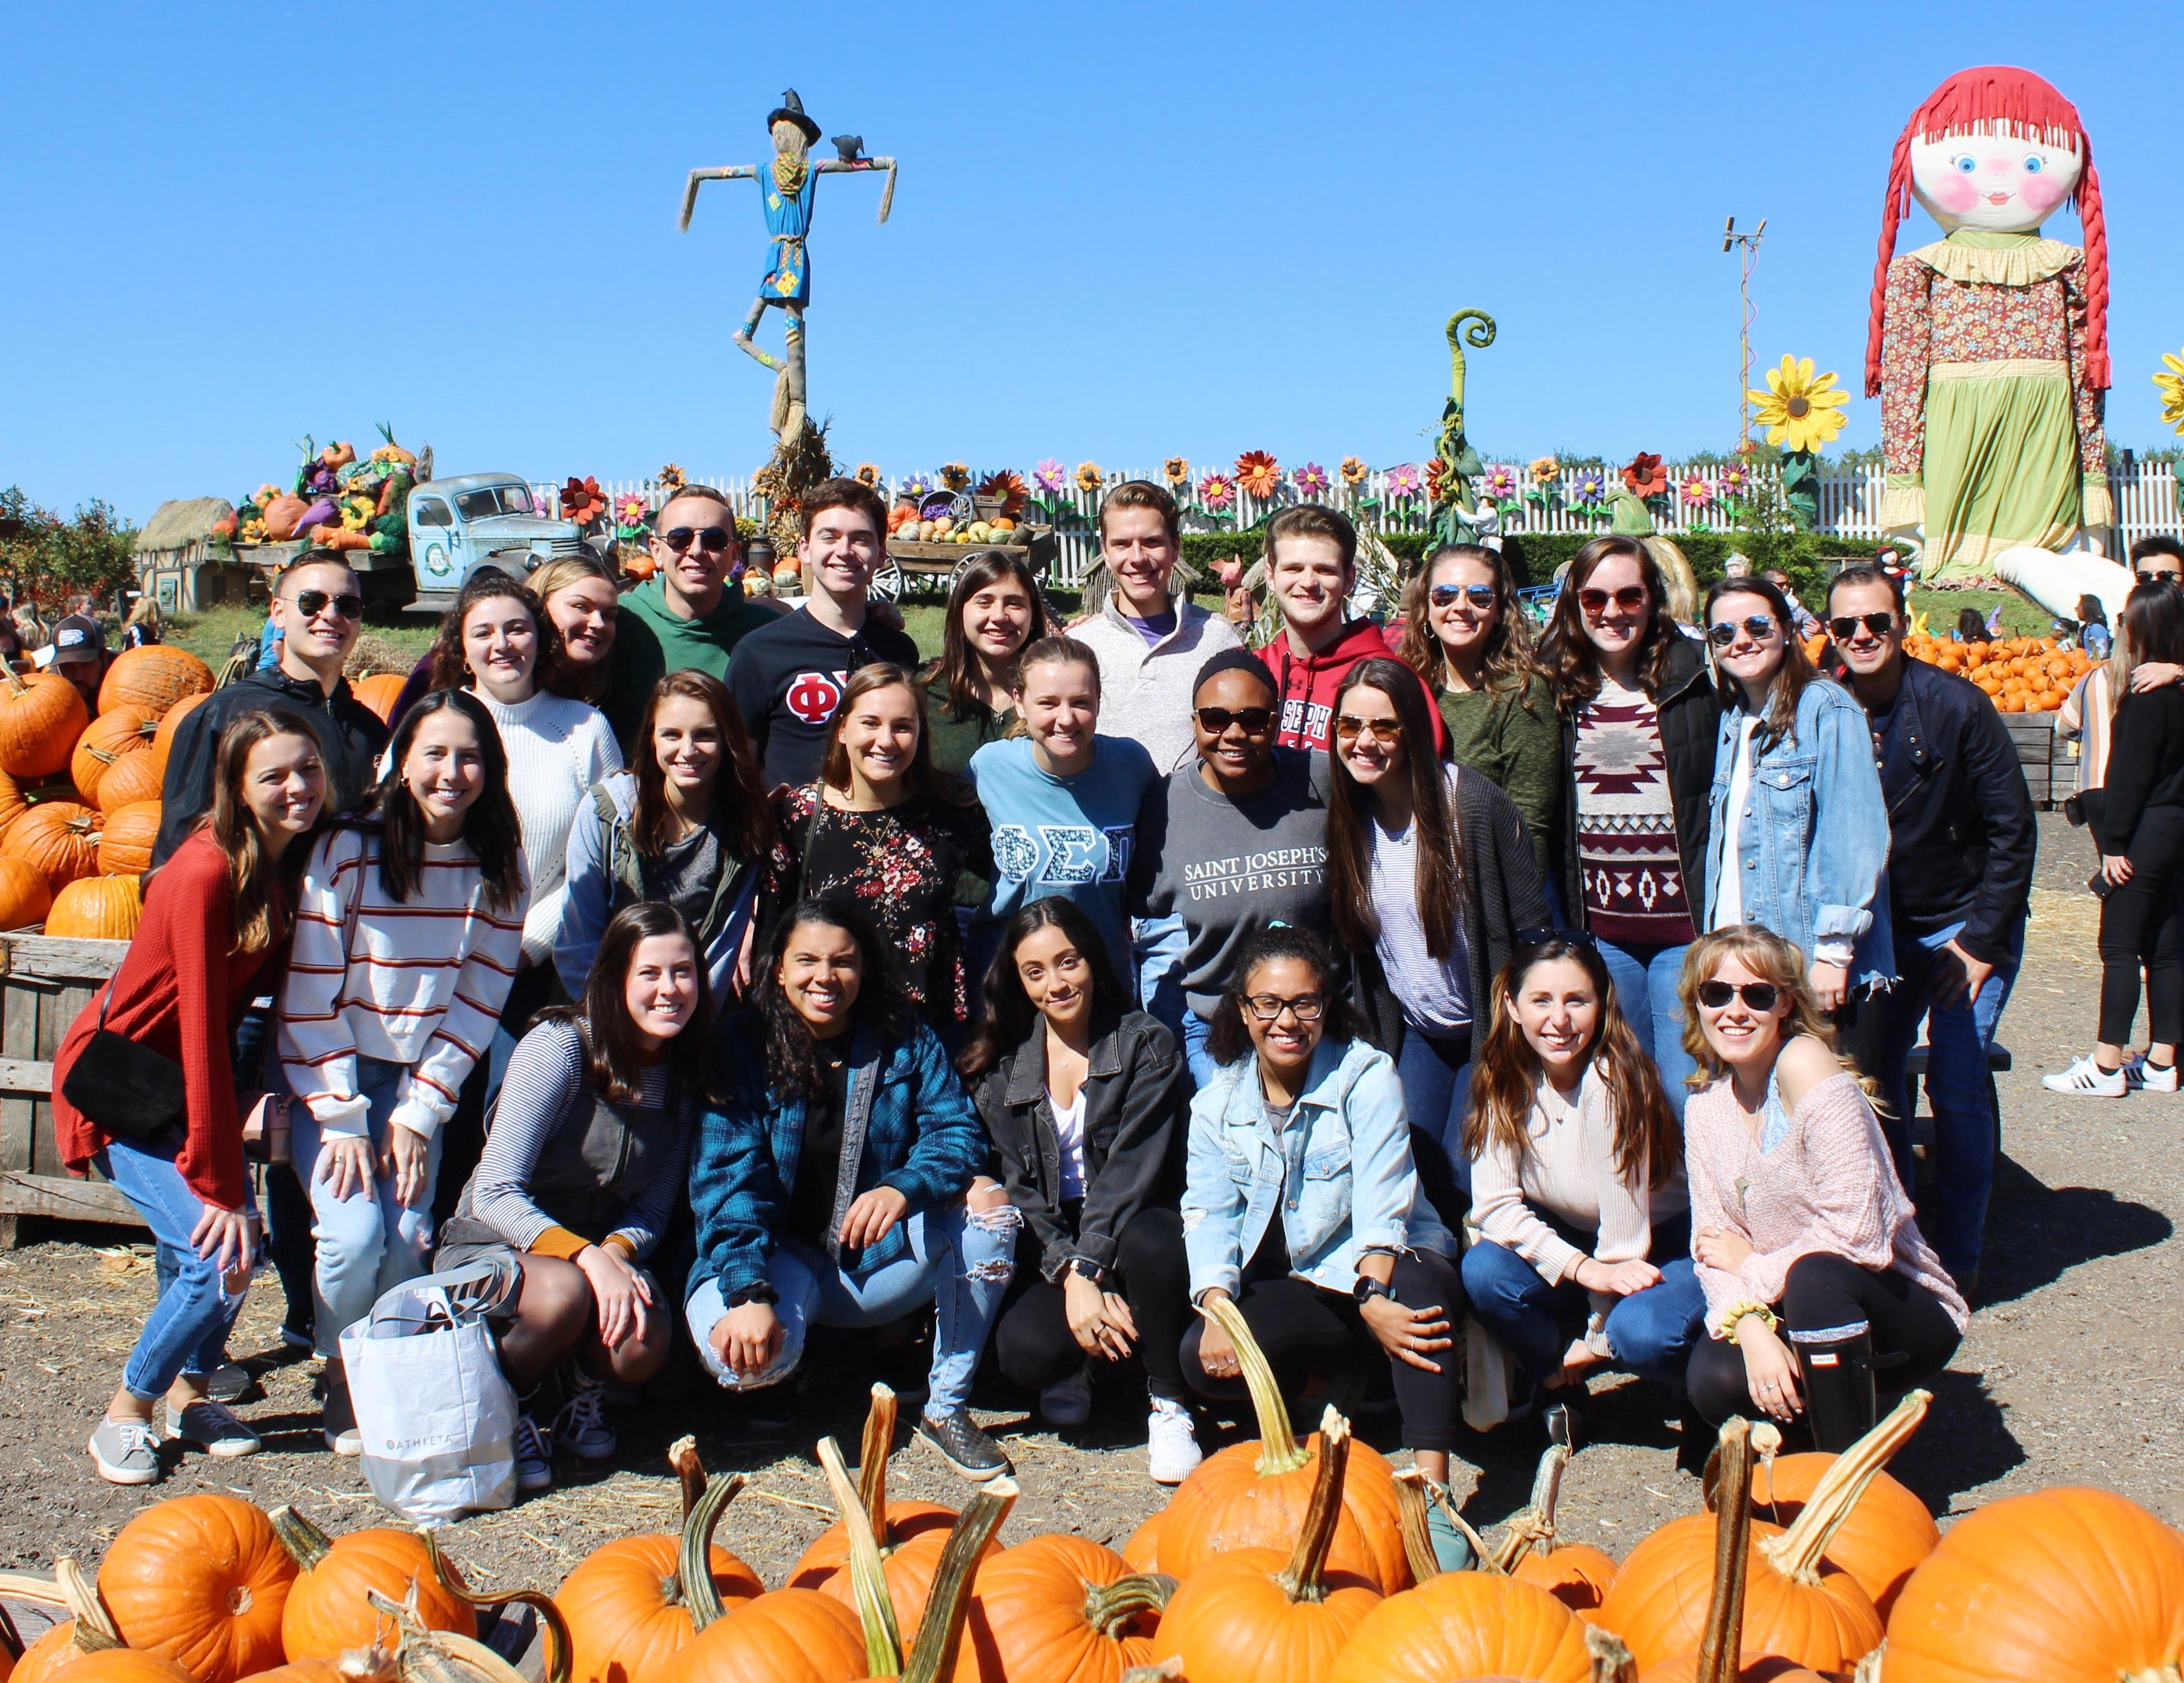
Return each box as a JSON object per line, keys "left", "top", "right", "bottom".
{"left": 62, "top": 471, "right": 2076, "bottom": 1548}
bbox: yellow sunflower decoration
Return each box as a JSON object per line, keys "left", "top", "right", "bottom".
{"left": 1074, "top": 461, "right": 1104, "bottom": 493}
{"left": 1748, "top": 355, "right": 1849, "bottom": 454}
{"left": 2155, "top": 350, "right": 2184, "bottom": 435}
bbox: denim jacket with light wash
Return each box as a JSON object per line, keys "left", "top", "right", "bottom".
{"left": 1180, "top": 1036, "right": 1455, "bottom": 1301}
{"left": 1702, "top": 676, "right": 1896, "bottom": 993}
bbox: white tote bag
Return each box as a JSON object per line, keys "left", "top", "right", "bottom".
{"left": 338, "top": 1263, "right": 517, "bottom": 1525}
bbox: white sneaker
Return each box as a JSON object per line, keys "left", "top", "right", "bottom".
{"left": 555, "top": 1378, "right": 617, "bottom": 1461}
{"left": 2043, "top": 1055, "right": 2125, "bottom": 1097}
{"left": 1146, "top": 1396, "right": 1203, "bottom": 1485}
{"left": 1039, "top": 1367, "right": 1093, "bottom": 1428}
{"left": 513, "top": 1415, "right": 554, "bottom": 1492}
{"left": 2124, "top": 1053, "right": 2180, "bottom": 1092}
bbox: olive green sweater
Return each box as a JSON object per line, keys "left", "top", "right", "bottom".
{"left": 1436, "top": 673, "right": 1560, "bottom": 877}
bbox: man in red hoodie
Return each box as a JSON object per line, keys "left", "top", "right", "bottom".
{"left": 1259, "top": 504, "right": 1444, "bottom": 754}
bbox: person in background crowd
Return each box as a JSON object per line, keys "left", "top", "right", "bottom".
{"left": 48, "top": 611, "right": 109, "bottom": 714}
{"left": 2046, "top": 583, "right": 2184, "bottom": 1100}
{"left": 121, "top": 593, "right": 162, "bottom": 649}
{"left": 921, "top": 552, "right": 1050, "bottom": 777}
{"left": 961, "top": 898, "right": 1199, "bottom": 1480}
{"left": 1953, "top": 606, "right": 1993, "bottom": 644}
{"left": 437, "top": 904, "right": 707, "bottom": 1492}
{"left": 761, "top": 664, "right": 991, "bottom": 1039}
{"left": 1070, "top": 481, "right": 1241, "bottom": 776}
{"left": 1825, "top": 564, "right": 2033, "bottom": 1292}
{"left": 1702, "top": 576, "right": 1893, "bottom": 1013}
{"left": 558, "top": 671, "right": 774, "bottom": 1013}
{"left": 277, "top": 688, "right": 529, "bottom": 1454}
{"left": 1461, "top": 937, "right": 1703, "bottom": 1427}
{"left": 1398, "top": 542, "right": 1558, "bottom": 876}
{"left": 1722, "top": 554, "right": 1753, "bottom": 579}
{"left": 2075, "top": 594, "right": 2113, "bottom": 660}
{"left": 532, "top": 556, "right": 622, "bottom": 709}
{"left": 1761, "top": 568, "right": 1822, "bottom": 639}
{"left": 57, "top": 712, "right": 327, "bottom": 1483}
{"left": 1130, "top": 649, "right": 1333, "bottom": 1086}
{"left": 729, "top": 478, "right": 920, "bottom": 788}
{"left": 1540, "top": 536, "right": 1720, "bottom": 1116}
{"left": 2131, "top": 534, "right": 2184, "bottom": 585}
{"left": 2060, "top": 556, "right": 2184, "bottom": 800}
{"left": 687, "top": 898, "right": 1017, "bottom": 1480}
{"left": 1680, "top": 926, "right": 1966, "bottom": 1450}
{"left": 1325, "top": 658, "right": 1548, "bottom": 1200}
{"left": 1180, "top": 925, "right": 1470, "bottom": 1568}
{"left": 0, "top": 597, "right": 22, "bottom": 664}
{"left": 604, "top": 484, "right": 776, "bottom": 748}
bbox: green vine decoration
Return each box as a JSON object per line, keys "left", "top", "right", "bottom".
{"left": 1431, "top": 308, "right": 1497, "bottom": 547}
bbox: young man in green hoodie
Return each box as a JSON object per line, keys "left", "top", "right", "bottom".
{"left": 604, "top": 484, "right": 780, "bottom": 748}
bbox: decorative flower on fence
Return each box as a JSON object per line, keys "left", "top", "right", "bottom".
{"left": 1566, "top": 470, "right": 1607, "bottom": 506}
{"left": 901, "top": 472, "right": 933, "bottom": 499}
{"left": 854, "top": 463, "right": 882, "bottom": 487}
{"left": 1339, "top": 456, "right": 1371, "bottom": 485}
{"left": 1234, "top": 451, "right": 1281, "bottom": 500}
{"left": 657, "top": 463, "right": 687, "bottom": 493}
{"left": 1385, "top": 463, "right": 1423, "bottom": 499}
{"left": 1529, "top": 456, "right": 1561, "bottom": 485}
{"left": 2157, "top": 350, "right": 2184, "bottom": 435}
{"left": 1622, "top": 452, "right": 1669, "bottom": 498}
{"left": 1293, "top": 461, "right": 1330, "bottom": 498}
{"left": 1749, "top": 355, "right": 1849, "bottom": 454}
{"left": 1679, "top": 475, "right": 1716, "bottom": 507}
{"left": 1198, "top": 472, "right": 1237, "bottom": 511}
{"left": 560, "top": 476, "right": 607, "bottom": 525}
{"left": 1074, "top": 461, "right": 1105, "bottom": 493}
{"left": 941, "top": 462, "right": 971, "bottom": 490}
{"left": 978, "top": 470, "right": 1028, "bottom": 516}
{"left": 1482, "top": 464, "right": 1522, "bottom": 502}
{"left": 1164, "top": 457, "right": 1191, "bottom": 486}
{"left": 615, "top": 494, "right": 649, "bottom": 527}
{"left": 1034, "top": 459, "right": 1067, "bottom": 493}
{"left": 1720, "top": 461, "right": 1754, "bottom": 496}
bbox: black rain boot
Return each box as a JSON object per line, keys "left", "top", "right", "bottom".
{"left": 1790, "top": 1325, "right": 1878, "bottom": 1453}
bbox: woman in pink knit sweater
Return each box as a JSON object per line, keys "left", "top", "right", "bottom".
{"left": 1678, "top": 925, "right": 1967, "bottom": 1451}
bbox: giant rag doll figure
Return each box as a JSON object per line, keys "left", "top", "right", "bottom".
{"left": 1869, "top": 66, "right": 2128, "bottom": 612}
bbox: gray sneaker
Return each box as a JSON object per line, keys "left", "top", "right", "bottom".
{"left": 89, "top": 1417, "right": 162, "bottom": 1485}
{"left": 918, "top": 1409, "right": 1013, "bottom": 1481}
{"left": 167, "top": 1399, "right": 261, "bottom": 1458}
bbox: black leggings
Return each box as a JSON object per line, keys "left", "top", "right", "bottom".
{"left": 1686, "top": 1252, "right": 1962, "bottom": 1426}
{"left": 2098, "top": 807, "right": 2184, "bottom": 1047}
{"left": 993, "top": 1205, "right": 1191, "bottom": 1402}
{"left": 1181, "top": 1248, "right": 1464, "bottom": 1454}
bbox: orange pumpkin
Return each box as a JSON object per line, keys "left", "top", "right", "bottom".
{"left": 1881, "top": 1486, "right": 2184, "bottom": 1683}
{"left": 45, "top": 874, "right": 141, "bottom": 940}
{"left": 1326, "top": 1572, "right": 1592, "bottom": 1683}
{"left": 98, "top": 801, "right": 161, "bottom": 878}
{"left": 93, "top": 750, "right": 165, "bottom": 814}
{"left": 655, "top": 1591, "right": 866, "bottom": 1683}
{"left": 98, "top": 647, "right": 214, "bottom": 722}
{"left": 13, "top": 1623, "right": 94, "bottom": 1683}
{"left": 70, "top": 708, "right": 157, "bottom": 807}
{"left": 1493, "top": 1443, "right": 1619, "bottom": 1623}
{"left": 1749, "top": 1453, "right": 1936, "bottom": 1620}
{"left": 351, "top": 673, "right": 407, "bottom": 725}
{"left": 46, "top": 1657, "right": 196, "bottom": 1683}
{"left": 150, "top": 692, "right": 209, "bottom": 777}
{"left": 96, "top": 1494, "right": 296, "bottom": 1683}
{"left": 0, "top": 766, "right": 27, "bottom": 842}
{"left": 232, "top": 1665, "right": 344, "bottom": 1683}
{"left": 1118, "top": 1514, "right": 1163, "bottom": 1574}
{"left": 951, "top": 1534, "right": 1167, "bottom": 1683}
{"left": 0, "top": 854, "right": 52, "bottom": 929}
{"left": 2, "top": 801, "right": 101, "bottom": 890}
{"left": 1154, "top": 1300, "right": 1410, "bottom": 1592}
{"left": 270, "top": 1506, "right": 476, "bottom": 1660}
{"left": 0, "top": 669, "right": 89, "bottom": 782}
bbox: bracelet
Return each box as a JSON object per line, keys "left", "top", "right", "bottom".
{"left": 1720, "top": 1301, "right": 1781, "bottom": 1344}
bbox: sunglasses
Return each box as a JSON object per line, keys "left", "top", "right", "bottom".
{"left": 1708, "top": 615, "right": 1781, "bottom": 647}
{"left": 1334, "top": 714, "right": 1403, "bottom": 745}
{"left": 1195, "top": 705, "right": 1274, "bottom": 736}
{"left": 1696, "top": 979, "right": 1781, "bottom": 1011}
{"left": 1430, "top": 583, "right": 1499, "bottom": 610}
{"left": 659, "top": 525, "right": 735, "bottom": 554}
{"left": 1827, "top": 611, "right": 1897, "bottom": 641}
{"left": 2136, "top": 569, "right": 2182, "bottom": 586}
{"left": 291, "top": 590, "right": 363, "bottom": 621}
{"left": 1244, "top": 993, "right": 1325, "bottom": 1022}
{"left": 1579, "top": 585, "right": 1650, "bottom": 616}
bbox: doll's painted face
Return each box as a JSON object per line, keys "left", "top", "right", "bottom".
{"left": 1909, "top": 126, "right": 2082, "bottom": 234}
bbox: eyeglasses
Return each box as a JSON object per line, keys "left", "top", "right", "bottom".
{"left": 1696, "top": 979, "right": 1781, "bottom": 1011}
{"left": 1708, "top": 615, "right": 1781, "bottom": 647}
{"left": 291, "top": 590, "right": 363, "bottom": 621}
{"left": 1579, "top": 585, "right": 1650, "bottom": 617}
{"left": 1334, "top": 714, "right": 1403, "bottom": 745}
{"left": 659, "top": 525, "right": 735, "bottom": 554}
{"left": 1244, "top": 993, "right": 1325, "bottom": 1022}
{"left": 1194, "top": 705, "right": 1274, "bottom": 736}
{"left": 1827, "top": 612, "right": 1898, "bottom": 641}
{"left": 2136, "top": 569, "right": 2182, "bottom": 586}
{"left": 1430, "top": 583, "right": 1499, "bottom": 610}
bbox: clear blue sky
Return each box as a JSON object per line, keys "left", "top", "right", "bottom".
{"left": 4, "top": 1, "right": 2180, "bottom": 522}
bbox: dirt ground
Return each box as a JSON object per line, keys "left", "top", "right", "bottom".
{"left": 1, "top": 812, "right": 2177, "bottom": 1597}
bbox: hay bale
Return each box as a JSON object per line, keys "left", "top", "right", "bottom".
{"left": 344, "top": 633, "right": 414, "bottom": 678}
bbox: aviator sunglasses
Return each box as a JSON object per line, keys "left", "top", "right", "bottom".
{"left": 1708, "top": 615, "right": 1781, "bottom": 647}
{"left": 1828, "top": 612, "right": 1898, "bottom": 641}
{"left": 1430, "top": 583, "right": 1499, "bottom": 610}
{"left": 1696, "top": 979, "right": 1781, "bottom": 1011}
{"left": 292, "top": 589, "right": 363, "bottom": 621}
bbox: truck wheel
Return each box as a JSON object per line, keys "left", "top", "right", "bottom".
{"left": 869, "top": 559, "right": 903, "bottom": 602}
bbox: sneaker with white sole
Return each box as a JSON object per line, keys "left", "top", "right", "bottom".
{"left": 554, "top": 1377, "right": 617, "bottom": 1461}
{"left": 513, "top": 1415, "right": 554, "bottom": 1492}
{"left": 88, "top": 1417, "right": 163, "bottom": 1486}
{"left": 2124, "top": 1053, "right": 2180, "bottom": 1092}
{"left": 1146, "top": 1396, "right": 1203, "bottom": 1485}
{"left": 321, "top": 1373, "right": 363, "bottom": 1456}
{"left": 2043, "top": 1054, "right": 2126, "bottom": 1097}
{"left": 1039, "top": 1367, "right": 1092, "bottom": 1428}
{"left": 167, "top": 1399, "right": 260, "bottom": 1458}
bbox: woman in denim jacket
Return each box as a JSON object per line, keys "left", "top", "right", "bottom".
{"left": 685, "top": 897, "right": 1018, "bottom": 1481}
{"left": 1699, "top": 577, "right": 1894, "bottom": 1008}
{"left": 1179, "top": 925, "right": 1470, "bottom": 1566}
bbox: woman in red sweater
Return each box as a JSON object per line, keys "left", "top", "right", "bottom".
{"left": 53, "top": 708, "right": 328, "bottom": 1484}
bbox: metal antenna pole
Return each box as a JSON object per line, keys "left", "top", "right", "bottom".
{"left": 1722, "top": 216, "right": 1767, "bottom": 455}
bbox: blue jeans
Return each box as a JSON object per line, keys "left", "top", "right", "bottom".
{"left": 291, "top": 1056, "right": 444, "bottom": 1357}
{"left": 1596, "top": 938, "right": 1696, "bottom": 1121}
{"left": 1461, "top": 1213, "right": 1702, "bottom": 1394}
{"left": 99, "top": 1136, "right": 258, "bottom": 1402}
{"left": 686, "top": 1204, "right": 1016, "bottom": 1415}
{"left": 1395, "top": 1028, "right": 1473, "bottom": 1191}
{"left": 1179, "top": 1010, "right": 1222, "bottom": 1091}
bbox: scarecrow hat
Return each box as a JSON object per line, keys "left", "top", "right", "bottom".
{"left": 768, "top": 88, "right": 822, "bottom": 144}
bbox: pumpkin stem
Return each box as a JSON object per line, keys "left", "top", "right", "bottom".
{"left": 1702, "top": 1419, "right": 1781, "bottom": 1515}
{"left": 1694, "top": 1419, "right": 1755, "bottom": 1683}
{"left": 1273, "top": 1407, "right": 1351, "bottom": 1604}
{"left": 0, "top": 1600, "right": 22, "bottom": 1663}
{"left": 416, "top": 1531, "right": 574, "bottom": 1683}
{"left": 668, "top": 1436, "right": 706, "bottom": 1520}
{"left": 1080, "top": 1575, "right": 1176, "bottom": 1640}
{"left": 1119, "top": 1662, "right": 1182, "bottom": 1683}
{"left": 859, "top": 1383, "right": 898, "bottom": 1544}
{"left": 1761, "top": 1390, "right": 1931, "bottom": 1584}
{"left": 1853, "top": 1649, "right": 1886, "bottom": 1683}
{"left": 1391, "top": 1471, "right": 1443, "bottom": 1584}
{"left": 54, "top": 1559, "right": 121, "bottom": 1650}
{"left": 898, "top": 1481, "right": 1017, "bottom": 1683}
{"left": 1197, "top": 1296, "right": 1307, "bottom": 1475}
{"left": 1584, "top": 1625, "right": 1637, "bottom": 1683}
{"left": 1493, "top": 1441, "right": 1570, "bottom": 1572}
{"left": 270, "top": 1505, "right": 337, "bottom": 1571}
{"left": 1397, "top": 1467, "right": 1495, "bottom": 1571}
{"left": 817, "top": 1434, "right": 904, "bottom": 1678}
{"left": 676, "top": 1467, "right": 748, "bottom": 1633}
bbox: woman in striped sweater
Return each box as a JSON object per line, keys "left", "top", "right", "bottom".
{"left": 277, "top": 688, "right": 530, "bottom": 1452}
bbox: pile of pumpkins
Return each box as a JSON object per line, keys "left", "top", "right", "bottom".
{"left": 1797, "top": 629, "right": 2095, "bottom": 714}
{"left": 0, "top": 646, "right": 222, "bottom": 943}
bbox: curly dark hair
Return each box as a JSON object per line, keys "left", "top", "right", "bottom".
{"left": 1204, "top": 924, "right": 1364, "bottom": 1069}
{"left": 754, "top": 896, "right": 915, "bottom": 1098}
{"left": 424, "top": 569, "right": 567, "bottom": 694}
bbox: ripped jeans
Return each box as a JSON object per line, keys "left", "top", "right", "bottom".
{"left": 686, "top": 1202, "right": 1017, "bottom": 1415}
{"left": 97, "top": 1134, "right": 257, "bottom": 1403}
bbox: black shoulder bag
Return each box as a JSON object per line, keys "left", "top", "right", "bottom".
{"left": 61, "top": 971, "right": 187, "bottom": 1143}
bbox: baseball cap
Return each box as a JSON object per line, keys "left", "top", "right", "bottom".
{"left": 50, "top": 615, "right": 104, "bottom": 664}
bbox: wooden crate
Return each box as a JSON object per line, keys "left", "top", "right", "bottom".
{"left": 2002, "top": 711, "right": 2064, "bottom": 809}
{"left": 0, "top": 931, "right": 140, "bottom": 1245}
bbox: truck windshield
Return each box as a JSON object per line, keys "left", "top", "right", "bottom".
{"left": 452, "top": 484, "right": 537, "bottom": 521}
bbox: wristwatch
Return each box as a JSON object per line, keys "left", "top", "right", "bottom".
{"left": 1067, "top": 1258, "right": 1107, "bottom": 1287}
{"left": 1352, "top": 1275, "right": 1393, "bottom": 1305}
{"left": 726, "top": 1282, "right": 780, "bottom": 1309}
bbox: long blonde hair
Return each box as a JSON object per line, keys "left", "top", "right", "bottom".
{"left": 1676, "top": 924, "right": 1880, "bottom": 1103}
{"left": 530, "top": 555, "right": 620, "bottom": 705}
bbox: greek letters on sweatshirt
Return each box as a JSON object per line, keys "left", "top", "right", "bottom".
{"left": 726, "top": 605, "right": 921, "bottom": 787}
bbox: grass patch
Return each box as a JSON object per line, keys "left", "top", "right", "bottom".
{"left": 1906, "top": 588, "right": 2055, "bottom": 640}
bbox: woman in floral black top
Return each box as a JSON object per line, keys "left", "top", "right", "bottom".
{"left": 761, "top": 664, "right": 993, "bottom": 1034}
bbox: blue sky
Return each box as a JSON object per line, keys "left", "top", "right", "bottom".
{"left": 4, "top": 1, "right": 2180, "bottom": 522}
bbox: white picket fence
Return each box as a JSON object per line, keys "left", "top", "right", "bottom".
{"left": 539, "top": 458, "right": 2182, "bottom": 589}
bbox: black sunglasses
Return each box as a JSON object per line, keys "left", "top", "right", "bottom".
{"left": 1696, "top": 979, "right": 1781, "bottom": 1011}
{"left": 1828, "top": 611, "right": 1897, "bottom": 641}
{"left": 1708, "top": 615, "right": 1780, "bottom": 647}
{"left": 1579, "top": 585, "right": 1650, "bottom": 616}
{"left": 1430, "top": 583, "right": 1499, "bottom": 610}
{"left": 292, "top": 590, "right": 363, "bottom": 621}
{"left": 2136, "top": 569, "right": 2181, "bottom": 586}
{"left": 1195, "top": 705, "right": 1275, "bottom": 736}
{"left": 659, "top": 525, "right": 735, "bottom": 554}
